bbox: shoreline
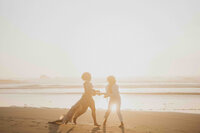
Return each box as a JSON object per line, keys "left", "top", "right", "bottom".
{"left": 3, "top": 106, "right": 200, "bottom": 114}
{"left": 1, "top": 92, "right": 200, "bottom": 95}
{"left": 0, "top": 107, "right": 200, "bottom": 133}
{"left": 1, "top": 84, "right": 200, "bottom": 89}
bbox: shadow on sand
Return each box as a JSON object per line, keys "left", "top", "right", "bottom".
{"left": 48, "top": 123, "right": 125, "bottom": 133}
{"left": 103, "top": 125, "right": 125, "bottom": 133}
{"left": 48, "top": 123, "right": 59, "bottom": 133}
{"left": 48, "top": 123, "right": 75, "bottom": 133}
{"left": 91, "top": 126, "right": 100, "bottom": 133}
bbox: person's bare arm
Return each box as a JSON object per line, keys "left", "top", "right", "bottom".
{"left": 104, "top": 87, "right": 111, "bottom": 98}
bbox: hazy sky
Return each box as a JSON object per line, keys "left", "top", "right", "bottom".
{"left": 0, "top": 0, "right": 200, "bottom": 78}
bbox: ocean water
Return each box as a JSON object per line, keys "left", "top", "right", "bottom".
{"left": 0, "top": 85, "right": 200, "bottom": 114}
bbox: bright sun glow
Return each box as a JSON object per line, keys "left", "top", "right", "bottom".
{"left": 111, "top": 105, "right": 117, "bottom": 111}
{"left": 0, "top": 0, "right": 200, "bottom": 78}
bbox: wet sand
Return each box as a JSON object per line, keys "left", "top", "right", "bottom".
{"left": 0, "top": 107, "right": 200, "bottom": 133}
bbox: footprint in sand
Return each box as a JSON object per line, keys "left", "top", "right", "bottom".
{"left": 31, "top": 120, "right": 41, "bottom": 125}
{"left": 11, "top": 123, "right": 18, "bottom": 126}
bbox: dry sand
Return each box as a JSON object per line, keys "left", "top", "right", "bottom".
{"left": 0, "top": 107, "right": 200, "bottom": 133}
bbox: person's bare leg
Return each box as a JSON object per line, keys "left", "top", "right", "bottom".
{"left": 103, "top": 110, "right": 110, "bottom": 126}
{"left": 103, "top": 110, "right": 111, "bottom": 125}
{"left": 116, "top": 102, "right": 124, "bottom": 128}
{"left": 103, "top": 100, "right": 112, "bottom": 126}
{"left": 89, "top": 101, "right": 100, "bottom": 126}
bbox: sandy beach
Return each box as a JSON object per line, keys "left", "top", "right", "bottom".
{"left": 0, "top": 107, "right": 199, "bottom": 133}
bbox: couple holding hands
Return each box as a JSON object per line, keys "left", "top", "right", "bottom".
{"left": 49, "top": 72, "right": 124, "bottom": 128}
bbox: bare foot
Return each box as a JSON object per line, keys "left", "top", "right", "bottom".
{"left": 73, "top": 118, "right": 77, "bottom": 125}
{"left": 119, "top": 122, "right": 124, "bottom": 128}
{"left": 94, "top": 123, "right": 100, "bottom": 126}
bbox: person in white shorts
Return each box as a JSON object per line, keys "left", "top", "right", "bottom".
{"left": 103, "top": 76, "right": 124, "bottom": 128}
